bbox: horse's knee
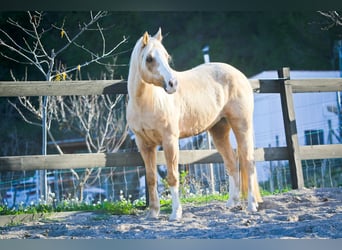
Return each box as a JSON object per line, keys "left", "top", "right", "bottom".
{"left": 167, "top": 172, "right": 178, "bottom": 187}
{"left": 146, "top": 175, "right": 157, "bottom": 187}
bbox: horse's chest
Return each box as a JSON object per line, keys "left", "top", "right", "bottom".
{"left": 127, "top": 112, "right": 163, "bottom": 144}
{"left": 138, "top": 128, "right": 162, "bottom": 144}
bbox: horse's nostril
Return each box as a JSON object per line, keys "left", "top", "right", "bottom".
{"left": 169, "top": 78, "right": 177, "bottom": 89}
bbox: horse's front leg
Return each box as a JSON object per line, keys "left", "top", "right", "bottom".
{"left": 136, "top": 137, "right": 159, "bottom": 218}
{"left": 163, "top": 136, "right": 182, "bottom": 221}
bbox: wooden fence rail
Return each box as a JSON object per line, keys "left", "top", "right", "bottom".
{"left": 0, "top": 145, "right": 342, "bottom": 172}
{"left": 2, "top": 78, "right": 342, "bottom": 97}
{"left": 1, "top": 68, "right": 342, "bottom": 189}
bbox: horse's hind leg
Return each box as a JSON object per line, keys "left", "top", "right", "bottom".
{"left": 135, "top": 136, "right": 160, "bottom": 218}
{"left": 230, "top": 116, "right": 263, "bottom": 212}
{"left": 209, "top": 119, "right": 240, "bottom": 208}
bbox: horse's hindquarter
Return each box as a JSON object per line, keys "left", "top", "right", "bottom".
{"left": 177, "top": 63, "right": 253, "bottom": 138}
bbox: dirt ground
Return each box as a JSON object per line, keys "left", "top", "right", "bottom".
{"left": 0, "top": 187, "right": 341, "bottom": 239}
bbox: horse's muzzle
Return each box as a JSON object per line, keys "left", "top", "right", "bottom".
{"left": 164, "top": 77, "right": 178, "bottom": 94}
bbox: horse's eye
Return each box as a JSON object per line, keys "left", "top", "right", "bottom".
{"left": 146, "top": 55, "right": 153, "bottom": 63}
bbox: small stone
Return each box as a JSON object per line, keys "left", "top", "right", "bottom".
{"left": 243, "top": 219, "right": 252, "bottom": 226}
{"left": 287, "top": 215, "right": 299, "bottom": 222}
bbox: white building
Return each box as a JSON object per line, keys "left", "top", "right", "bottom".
{"left": 249, "top": 70, "right": 341, "bottom": 182}
{"left": 251, "top": 70, "right": 341, "bottom": 148}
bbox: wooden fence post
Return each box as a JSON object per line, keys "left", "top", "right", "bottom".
{"left": 278, "top": 67, "right": 305, "bottom": 189}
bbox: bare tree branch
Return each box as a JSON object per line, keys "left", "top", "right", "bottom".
{"left": 53, "top": 11, "right": 108, "bottom": 56}
{"left": 27, "top": 11, "right": 50, "bottom": 59}
{"left": 318, "top": 11, "right": 342, "bottom": 30}
{"left": 0, "top": 11, "right": 129, "bottom": 202}
{"left": 59, "top": 36, "right": 128, "bottom": 79}
{"left": 8, "top": 99, "right": 41, "bottom": 127}
{"left": 0, "top": 32, "right": 47, "bottom": 75}
{"left": 0, "top": 11, "right": 128, "bottom": 81}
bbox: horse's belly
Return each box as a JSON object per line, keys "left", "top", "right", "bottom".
{"left": 178, "top": 86, "right": 226, "bottom": 138}
{"left": 179, "top": 114, "right": 220, "bottom": 138}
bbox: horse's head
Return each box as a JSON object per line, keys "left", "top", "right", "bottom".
{"left": 133, "top": 28, "right": 178, "bottom": 94}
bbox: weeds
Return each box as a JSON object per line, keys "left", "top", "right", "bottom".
{"left": 0, "top": 172, "right": 291, "bottom": 217}
{"left": 0, "top": 192, "right": 139, "bottom": 216}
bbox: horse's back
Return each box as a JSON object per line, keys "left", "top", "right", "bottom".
{"left": 180, "top": 62, "right": 252, "bottom": 104}
{"left": 191, "top": 62, "right": 251, "bottom": 87}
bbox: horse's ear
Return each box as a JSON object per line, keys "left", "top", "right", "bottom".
{"left": 142, "top": 32, "right": 149, "bottom": 47}
{"left": 154, "top": 27, "right": 163, "bottom": 42}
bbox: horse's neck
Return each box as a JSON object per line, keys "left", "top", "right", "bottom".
{"left": 128, "top": 73, "right": 176, "bottom": 119}
{"left": 128, "top": 74, "right": 154, "bottom": 108}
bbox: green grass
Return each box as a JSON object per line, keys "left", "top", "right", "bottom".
{"left": 260, "top": 188, "right": 291, "bottom": 196}
{"left": 159, "top": 193, "right": 229, "bottom": 213}
{"left": 0, "top": 188, "right": 291, "bottom": 217}
{"left": 0, "top": 199, "right": 136, "bottom": 216}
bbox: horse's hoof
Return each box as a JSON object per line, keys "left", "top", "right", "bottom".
{"left": 169, "top": 209, "right": 182, "bottom": 221}
{"left": 169, "top": 215, "right": 182, "bottom": 221}
{"left": 146, "top": 209, "right": 160, "bottom": 219}
{"left": 247, "top": 203, "right": 258, "bottom": 212}
{"left": 226, "top": 198, "right": 239, "bottom": 208}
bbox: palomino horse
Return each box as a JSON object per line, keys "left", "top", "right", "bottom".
{"left": 126, "top": 28, "right": 262, "bottom": 221}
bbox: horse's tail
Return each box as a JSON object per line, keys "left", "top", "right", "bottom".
{"left": 239, "top": 150, "right": 263, "bottom": 203}
{"left": 239, "top": 150, "right": 249, "bottom": 200}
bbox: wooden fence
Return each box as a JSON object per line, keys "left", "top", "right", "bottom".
{"left": 1, "top": 67, "right": 342, "bottom": 190}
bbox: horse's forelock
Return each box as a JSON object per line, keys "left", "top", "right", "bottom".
{"left": 130, "top": 34, "right": 170, "bottom": 80}
{"left": 129, "top": 36, "right": 152, "bottom": 79}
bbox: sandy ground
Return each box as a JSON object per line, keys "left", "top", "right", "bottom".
{"left": 0, "top": 187, "right": 341, "bottom": 239}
